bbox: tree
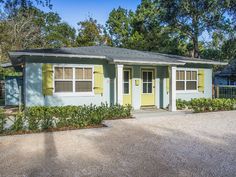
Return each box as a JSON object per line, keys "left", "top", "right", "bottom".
{"left": 39, "top": 12, "right": 76, "bottom": 48}
{"left": 76, "top": 18, "right": 108, "bottom": 46}
{"left": 106, "top": 7, "right": 132, "bottom": 46}
{"left": 0, "top": 9, "right": 42, "bottom": 61}
{"left": 130, "top": 0, "right": 189, "bottom": 55}
{"left": 221, "top": 38, "right": 236, "bottom": 61}
{"left": 106, "top": 0, "right": 189, "bottom": 56}
{"left": 0, "top": 7, "right": 76, "bottom": 61}
{"left": 156, "top": 0, "right": 233, "bottom": 58}
{"left": 0, "top": 0, "right": 52, "bottom": 17}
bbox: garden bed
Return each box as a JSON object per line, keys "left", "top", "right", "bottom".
{"left": 0, "top": 124, "right": 107, "bottom": 136}
{"left": 0, "top": 104, "right": 132, "bottom": 136}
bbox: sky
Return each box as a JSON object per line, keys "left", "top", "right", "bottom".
{"left": 39, "top": 0, "right": 210, "bottom": 41}
{"left": 41, "top": 0, "right": 141, "bottom": 28}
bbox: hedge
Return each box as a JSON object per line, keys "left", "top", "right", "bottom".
{"left": 0, "top": 104, "right": 132, "bottom": 134}
{"left": 177, "top": 98, "right": 236, "bottom": 113}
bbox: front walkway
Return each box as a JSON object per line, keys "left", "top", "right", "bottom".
{"left": 0, "top": 111, "right": 236, "bottom": 177}
{"left": 132, "top": 109, "right": 192, "bottom": 119}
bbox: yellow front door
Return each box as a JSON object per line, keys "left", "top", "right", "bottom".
{"left": 141, "top": 69, "right": 155, "bottom": 106}
{"left": 123, "top": 69, "right": 132, "bottom": 105}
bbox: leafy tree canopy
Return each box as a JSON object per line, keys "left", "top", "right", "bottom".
{"left": 155, "top": 0, "right": 234, "bottom": 58}
{"left": 76, "top": 17, "right": 111, "bottom": 47}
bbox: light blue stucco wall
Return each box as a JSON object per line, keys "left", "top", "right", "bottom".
{"left": 160, "top": 67, "right": 213, "bottom": 108}
{"left": 24, "top": 60, "right": 116, "bottom": 107}
{"left": 176, "top": 68, "right": 212, "bottom": 101}
{"left": 5, "top": 76, "right": 22, "bottom": 106}
{"left": 130, "top": 65, "right": 212, "bottom": 109}
{"left": 23, "top": 58, "right": 213, "bottom": 109}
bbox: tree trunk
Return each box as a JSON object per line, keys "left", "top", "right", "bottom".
{"left": 193, "top": 36, "right": 199, "bottom": 58}
{"left": 192, "top": 15, "right": 200, "bottom": 58}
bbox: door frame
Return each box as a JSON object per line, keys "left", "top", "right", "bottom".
{"left": 140, "top": 67, "right": 156, "bottom": 106}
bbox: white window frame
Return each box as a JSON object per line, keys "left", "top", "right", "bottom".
{"left": 142, "top": 70, "right": 153, "bottom": 94}
{"left": 53, "top": 64, "right": 94, "bottom": 96}
{"left": 176, "top": 68, "right": 198, "bottom": 93}
{"left": 123, "top": 69, "right": 130, "bottom": 95}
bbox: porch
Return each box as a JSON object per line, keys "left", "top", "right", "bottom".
{"left": 115, "top": 64, "right": 177, "bottom": 111}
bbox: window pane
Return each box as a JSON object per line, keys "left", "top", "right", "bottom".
{"left": 192, "top": 71, "right": 197, "bottom": 80}
{"left": 179, "top": 71, "right": 185, "bottom": 80}
{"left": 176, "top": 71, "right": 180, "bottom": 80}
{"left": 148, "top": 72, "right": 152, "bottom": 82}
{"left": 55, "top": 67, "right": 63, "bottom": 79}
{"left": 84, "top": 68, "right": 92, "bottom": 79}
{"left": 176, "top": 81, "right": 185, "bottom": 90}
{"left": 143, "top": 83, "right": 147, "bottom": 93}
{"left": 123, "top": 83, "right": 129, "bottom": 94}
{"left": 76, "top": 81, "right": 92, "bottom": 92}
{"left": 55, "top": 81, "right": 73, "bottom": 92}
{"left": 148, "top": 83, "right": 152, "bottom": 93}
{"left": 186, "top": 71, "right": 191, "bottom": 80}
{"left": 186, "top": 81, "right": 197, "bottom": 90}
{"left": 176, "top": 71, "right": 185, "bottom": 80}
{"left": 143, "top": 72, "right": 147, "bottom": 82}
{"left": 124, "top": 71, "right": 129, "bottom": 82}
{"left": 75, "top": 68, "right": 83, "bottom": 79}
{"left": 64, "top": 67, "right": 73, "bottom": 79}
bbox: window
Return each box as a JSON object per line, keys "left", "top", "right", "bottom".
{"left": 176, "top": 70, "right": 198, "bottom": 91}
{"left": 123, "top": 70, "right": 130, "bottom": 94}
{"left": 142, "top": 71, "right": 153, "bottom": 93}
{"left": 54, "top": 66, "right": 93, "bottom": 94}
{"left": 54, "top": 67, "right": 73, "bottom": 92}
{"left": 75, "top": 68, "right": 93, "bottom": 92}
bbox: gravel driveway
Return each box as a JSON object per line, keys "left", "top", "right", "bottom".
{"left": 0, "top": 110, "right": 236, "bottom": 177}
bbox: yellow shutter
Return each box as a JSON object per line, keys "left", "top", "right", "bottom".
{"left": 94, "top": 65, "right": 104, "bottom": 95}
{"left": 42, "top": 64, "right": 53, "bottom": 95}
{"left": 198, "top": 69, "right": 205, "bottom": 92}
{"left": 166, "top": 67, "right": 170, "bottom": 93}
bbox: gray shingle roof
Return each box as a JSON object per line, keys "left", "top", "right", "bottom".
{"left": 9, "top": 46, "right": 227, "bottom": 66}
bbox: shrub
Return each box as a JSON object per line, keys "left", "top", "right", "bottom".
{"left": 176, "top": 99, "right": 190, "bottom": 110}
{"left": 11, "top": 112, "right": 24, "bottom": 132}
{"left": 23, "top": 104, "right": 132, "bottom": 131}
{"left": 177, "top": 98, "right": 236, "bottom": 113}
{"left": 0, "top": 108, "right": 6, "bottom": 133}
{"left": 0, "top": 104, "right": 132, "bottom": 135}
{"left": 178, "top": 98, "right": 236, "bottom": 113}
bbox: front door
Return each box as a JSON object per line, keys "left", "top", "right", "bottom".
{"left": 123, "top": 69, "right": 132, "bottom": 105}
{"left": 141, "top": 69, "right": 155, "bottom": 106}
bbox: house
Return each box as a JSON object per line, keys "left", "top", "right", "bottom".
{"left": 7, "top": 46, "right": 226, "bottom": 111}
{"left": 214, "top": 59, "right": 236, "bottom": 86}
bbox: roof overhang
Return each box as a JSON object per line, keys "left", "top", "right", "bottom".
{"left": 8, "top": 52, "right": 107, "bottom": 59}
{"left": 8, "top": 51, "right": 228, "bottom": 67}
{"left": 181, "top": 60, "right": 228, "bottom": 65}
{"left": 111, "top": 59, "right": 185, "bottom": 66}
